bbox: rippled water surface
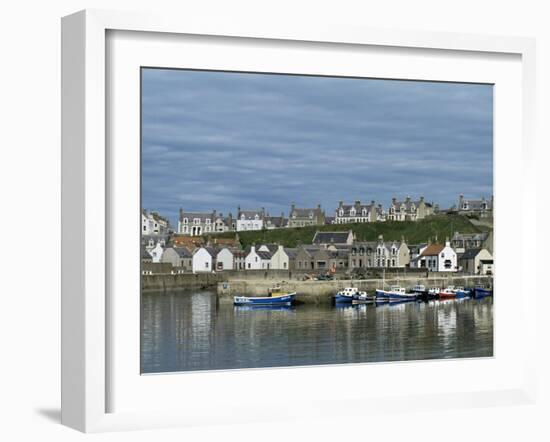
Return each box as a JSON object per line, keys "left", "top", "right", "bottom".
{"left": 141, "top": 291, "right": 493, "bottom": 373}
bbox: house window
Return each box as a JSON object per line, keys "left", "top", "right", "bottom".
{"left": 339, "top": 210, "right": 344, "bottom": 216}
{"left": 205, "top": 262, "right": 209, "bottom": 268}
{"left": 444, "top": 260, "right": 452, "bottom": 269}
{"left": 183, "top": 218, "right": 188, "bottom": 224}
{"left": 247, "top": 263, "right": 251, "bottom": 269}
{"left": 205, "top": 219, "right": 211, "bottom": 224}
{"left": 284, "top": 262, "right": 287, "bottom": 269}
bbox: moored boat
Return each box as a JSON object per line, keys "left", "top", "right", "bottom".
{"left": 334, "top": 287, "right": 366, "bottom": 303}
{"left": 438, "top": 286, "right": 457, "bottom": 299}
{"left": 453, "top": 286, "right": 471, "bottom": 298}
{"left": 376, "top": 285, "right": 417, "bottom": 301}
{"left": 474, "top": 287, "right": 493, "bottom": 298}
{"left": 411, "top": 284, "right": 438, "bottom": 301}
{"left": 233, "top": 292, "right": 296, "bottom": 306}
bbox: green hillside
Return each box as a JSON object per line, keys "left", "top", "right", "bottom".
{"left": 204, "top": 214, "right": 488, "bottom": 249}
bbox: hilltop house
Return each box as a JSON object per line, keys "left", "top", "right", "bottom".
{"left": 178, "top": 209, "right": 214, "bottom": 236}
{"left": 413, "top": 240, "right": 457, "bottom": 272}
{"left": 245, "top": 245, "right": 272, "bottom": 270}
{"left": 387, "top": 196, "right": 433, "bottom": 221}
{"left": 236, "top": 207, "right": 266, "bottom": 231}
{"left": 161, "top": 247, "right": 193, "bottom": 270}
{"left": 312, "top": 230, "right": 354, "bottom": 247}
{"left": 265, "top": 213, "right": 287, "bottom": 229}
{"left": 458, "top": 248, "right": 493, "bottom": 274}
{"left": 192, "top": 247, "right": 215, "bottom": 273}
{"left": 287, "top": 203, "right": 325, "bottom": 228}
{"left": 334, "top": 200, "right": 386, "bottom": 224}
{"left": 457, "top": 194, "right": 493, "bottom": 218}
{"left": 142, "top": 210, "right": 170, "bottom": 235}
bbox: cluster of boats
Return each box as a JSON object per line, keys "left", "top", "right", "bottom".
{"left": 334, "top": 284, "right": 493, "bottom": 304}
{"left": 232, "top": 283, "right": 493, "bottom": 307}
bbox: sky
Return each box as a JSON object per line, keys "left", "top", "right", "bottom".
{"left": 141, "top": 68, "right": 493, "bottom": 227}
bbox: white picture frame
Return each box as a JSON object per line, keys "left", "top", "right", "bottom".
{"left": 61, "top": 9, "right": 537, "bottom": 433}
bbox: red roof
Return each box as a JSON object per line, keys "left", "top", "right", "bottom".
{"left": 420, "top": 244, "right": 445, "bottom": 256}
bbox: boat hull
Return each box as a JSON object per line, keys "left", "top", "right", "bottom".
{"left": 474, "top": 288, "right": 493, "bottom": 298}
{"left": 438, "top": 291, "right": 456, "bottom": 299}
{"left": 334, "top": 293, "right": 354, "bottom": 303}
{"left": 233, "top": 293, "right": 296, "bottom": 306}
{"left": 375, "top": 289, "right": 417, "bottom": 301}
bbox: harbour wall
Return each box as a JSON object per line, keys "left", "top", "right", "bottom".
{"left": 217, "top": 275, "right": 494, "bottom": 305}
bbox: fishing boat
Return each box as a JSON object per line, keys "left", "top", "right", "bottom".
{"left": 453, "top": 286, "right": 471, "bottom": 298}
{"left": 438, "top": 286, "right": 457, "bottom": 299}
{"left": 334, "top": 287, "right": 366, "bottom": 303}
{"left": 352, "top": 291, "right": 376, "bottom": 303}
{"left": 233, "top": 292, "right": 296, "bottom": 306}
{"left": 375, "top": 285, "right": 417, "bottom": 301}
{"left": 474, "top": 287, "right": 493, "bottom": 298}
{"left": 411, "top": 284, "right": 438, "bottom": 301}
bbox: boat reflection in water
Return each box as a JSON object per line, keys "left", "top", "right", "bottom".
{"left": 141, "top": 290, "right": 493, "bottom": 374}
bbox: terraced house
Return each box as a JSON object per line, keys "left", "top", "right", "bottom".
{"left": 349, "top": 235, "right": 410, "bottom": 269}
{"left": 457, "top": 194, "right": 493, "bottom": 218}
{"left": 334, "top": 200, "right": 386, "bottom": 224}
{"left": 287, "top": 203, "right": 325, "bottom": 228}
{"left": 387, "top": 196, "right": 433, "bottom": 221}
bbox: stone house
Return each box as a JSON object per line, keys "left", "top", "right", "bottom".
{"left": 192, "top": 247, "right": 215, "bottom": 273}
{"left": 450, "top": 231, "right": 493, "bottom": 254}
{"left": 457, "top": 194, "right": 493, "bottom": 218}
{"left": 233, "top": 250, "right": 246, "bottom": 270}
{"left": 265, "top": 213, "right": 287, "bottom": 229}
{"left": 141, "top": 245, "right": 152, "bottom": 264}
{"left": 236, "top": 207, "right": 266, "bottom": 231}
{"left": 334, "top": 200, "right": 386, "bottom": 224}
{"left": 387, "top": 196, "right": 433, "bottom": 221}
{"left": 458, "top": 248, "right": 493, "bottom": 274}
{"left": 178, "top": 209, "right": 215, "bottom": 236}
{"left": 287, "top": 203, "right": 325, "bottom": 228}
{"left": 312, "top": 230, "right": 354, "bottom": 247}
{"left": 413, "top": 240, "right": 457, "bottom": 272}
{"left": 294, "top": 246, "right": 315, "bottom": 271}
{"left": 349, "top": 236, "right": 409, "bottom": 269}
{"left": 161, "top": 247, "right": 193, "bottom": 270}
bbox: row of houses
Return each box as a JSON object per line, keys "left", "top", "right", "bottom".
{"left": 142, "top": 228, "right": 493, "bottom": 275}
{"left": 173, "top": 194, "right": 492, "bottom": 236}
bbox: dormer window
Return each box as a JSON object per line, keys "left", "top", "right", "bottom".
{"left": 193, "top": 218, "right": 200, "bottom": 224}
{"left": 254, "top": 214, "right": 259, "bottom": 220}
{"left": 339, "top": 209, "right": 344, "bottom": 217}
{"left": 241, "top": 214, "right": 246, "bottom": 220}
{"left": 183, "top": 218, "right": 188, "bottom": 224}
{"left": 462, "top": 203, "right": 469, "bottom": 210}
{"left": 309, "top": 212, "right": 313, "bottom": 219}
{"left": 350, "top": 209, "right": 356, "bottom": 216}
{"left": 205, "top": 219, "right": 211, "bottom": 224}
{"left": 362, "top": 209, "right": 367, "bottom": 216}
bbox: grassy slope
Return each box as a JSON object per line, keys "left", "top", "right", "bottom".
{"left": 204, "top": 214, "right": 488, "bottom": 249}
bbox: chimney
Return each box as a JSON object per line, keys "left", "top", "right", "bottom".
{"left": 291, "top": 202, "right": 295, "bottom": 212}
{"left": 420, "top": 196, "right": 424, "bottom": 202}
{"left": 445, "top": 237, "right": 450, "bottom": 247}
{"left": 406, "top": 196, "right": 411, "bottom": 203}
{"left": 317, "top": 203, "right": 321, "bottom": 210}
{"left": 355, "top": 200, "right": 361, "bottom": 206}
{"left": 371, "top": 200, "right": 375, "bottom": 206}
{"left": 392, "top": 197, "right": 397, "bottom": 205}
{"left": 179, "top": 208, "right": 183, "bottom": 219}
{"left": 338, "top": 201, "right": 343, "bottom": 208}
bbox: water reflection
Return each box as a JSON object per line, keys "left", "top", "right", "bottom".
{"left": 141, "top": 291, "right": 493, "bottom": 373}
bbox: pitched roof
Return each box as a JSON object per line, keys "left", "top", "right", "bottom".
{"left": 179, "top": 211, "right": 214, "bottom": 222}
{"left": 459, "top": 248, "right": 486, "bottom": 260}
{"left": 312, "top": 231, "right": 351, "bottom": 244}
{"left": 257, "top": 250, "right": 273, "bottom": 260}
{"left": 173, "top": 247, "right": 192, "bottom": 258}
{"left": 420, "top": 243, "right": 445, "bottom": 256}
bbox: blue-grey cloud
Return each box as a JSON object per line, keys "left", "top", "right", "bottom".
{"left": 141, "top": 69, "right": 493, "bottom": 227}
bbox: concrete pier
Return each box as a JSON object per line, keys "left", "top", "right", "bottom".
{"left": 217, "top": 275, "right": 493, "bottom": 305}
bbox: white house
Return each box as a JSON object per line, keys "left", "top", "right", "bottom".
{"left": 216, "top": 248, "right": 234, "bottom": 271}
{"left": 192, "top": 247, "right": 213, "bottom": 273}
{"left": 148, "top": 242, "right": 164, "bottom": 263}
{"left": 415, "top": 240, "right": 458, "bottom": 272}
{"left": 236, "top": 208, "right": 265, "bottom": 231}
{"left": 270, "top": 245, "right": 290, "bottom": 270}
{"left": 245, "top": 245, "right": 272, "bottom": 270}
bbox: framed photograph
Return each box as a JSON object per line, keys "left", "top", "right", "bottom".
{"left": 61, "top": 9, "right": 537, "bottom": 433}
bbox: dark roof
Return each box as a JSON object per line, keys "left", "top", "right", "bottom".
{"left": 179, "top": 211, "right": 214, "bottom": 222}
{"left": 257, "top": 250, "right": 273, "bottom": 260}
{"left": 173, "top": 247, "right": 192, "bottom": 258}
{"left": 312, "top": 231, "right": 351, "bottom": 244}
{"left": 284, "top": 248, "right": 298, "bottom": 259}
{"left": 266, "top": 216, "right": 286, "bottom": 227}
{"left": 459, "top": 248, "right": 488, "bottom": 260}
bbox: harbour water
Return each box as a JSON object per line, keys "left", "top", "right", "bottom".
{"left": 141, "top": 290, "right": 493, "bottom": 374}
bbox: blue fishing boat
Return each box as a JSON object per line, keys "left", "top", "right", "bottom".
{"left": 474, "top": 287, "right": 493, "bottom": 298}
{"left": 453, "top": 286, "right": 471, "bottom": 298}
{"left": 233, "top": 292, "right": 296, "bottom": 306}
{"left": 376, "top": 285, "right": 417, "bottom": 301}
{"left": 334, "top": 287, "right": 366, "bottom": 303}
